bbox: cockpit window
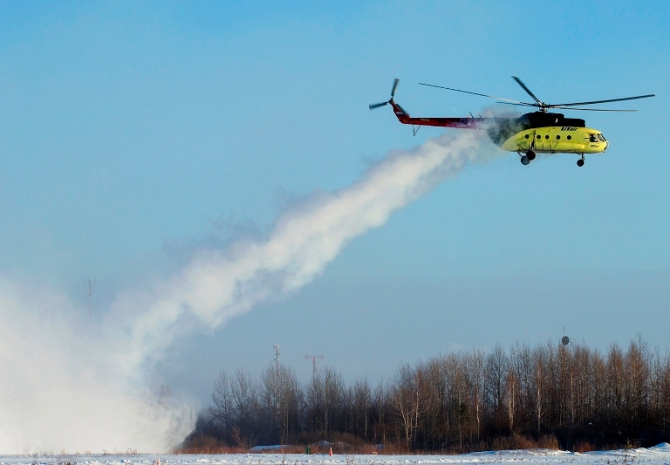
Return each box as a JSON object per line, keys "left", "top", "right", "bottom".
{"left": 597, "top": 133, "right": 606, "bottom": 142}
{"left": 589, "top": 134, "right": 598, "bottom": 143}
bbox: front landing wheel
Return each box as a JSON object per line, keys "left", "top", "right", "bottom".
{"left": 577, "top": 159, "right": 585, "bottom": 167}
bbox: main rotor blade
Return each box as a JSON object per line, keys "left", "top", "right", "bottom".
{"left": 390, "top": 78, "right": 399, "bottom": 98}
{"left": 497, "top": 101, "right": 637, "bottom": 112}
{"left": 369, "top": 101, "right": 389, "bottom": 110}
{"left": 419, "top": 83, "right": 525, "bottom": 104}
{"left": 550, "top": 106, "right": 637, "bottom": 112}
{"left": 549, "top": 94, "right": 655, "bottom": 108}
{"left": 496, "top": 101, "right": 538, "bottom": 108}
{"left": 512, "top": 76, "right": 542, "bottom": 105}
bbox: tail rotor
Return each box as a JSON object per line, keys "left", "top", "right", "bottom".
{"left": 369, "top": 78, "right": 400, "bottom": 110}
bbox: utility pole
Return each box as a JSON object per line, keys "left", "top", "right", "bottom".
{"left": 305, "top": 354, "right": 323, "bottom": 375}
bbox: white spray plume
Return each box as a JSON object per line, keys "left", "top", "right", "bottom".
{"left": 111, "top": 130, "right": 494, "bottom": 374}
{"left": 0, "top": 279, "right": 196, "bottom": 454}
{"left": 0, "top": 129, "right": 495, "bottom": 454}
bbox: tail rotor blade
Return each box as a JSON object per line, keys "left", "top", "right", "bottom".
{"left": 369, "top": 101, "right": 389, "bottom": 110}
{"left": 390, "top": 78, "right": 399, "bottom": 98}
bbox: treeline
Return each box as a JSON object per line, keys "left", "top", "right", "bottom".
{"left": 182, "top": 338, "right": 670, "bottom": 452}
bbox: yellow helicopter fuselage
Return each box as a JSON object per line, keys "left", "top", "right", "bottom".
{"left": 371, "top": 76, "right": 653, "bottom": 167}
{"left": 500, "top": 126, "right": 608, "bottom": 154}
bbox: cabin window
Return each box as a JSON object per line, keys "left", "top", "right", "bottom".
{"left": 567, "top": 135, "right": 572, "bottom": 140}
{"left": 536, "top": 135, "right": 541, "bottom": 139}
{"left": 525, "top": 134, "right": 529, "bottom": 139}
{"left": 556, "top": 135, "right": 561, "bottom": 140}
{"left": 545, "top": 135, "right": 549, "bottom": 139}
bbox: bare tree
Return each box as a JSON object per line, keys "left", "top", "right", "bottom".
{"left": 305, "top": 366, "right": 344, "bottom": 439}
{"left": 196, "top": 338, "right": 670, "bottom": 451}
{"left": 259, "top": 364, "right": 300, "bottom": 443}
{"left": 511, "top": 342, "right": 534, "bottom": 433}
{"left": 276, "top": 365, "right": 301, "bottom": 444}
{"left": 372, "top": 380, "right": 388, "bottom": 445}
{"left": 533, "top": 344, "right": 549, "bottom": 433}
{"left": 391, "top": 363, "right": 432, "bottom": 450}
{"left": 485, "top": 343, "right": 509, "bottom": 433}
{"left": 625, "top": 337, "right": 651, "bottom": 429}
{"left": 210, "top": 371, "right": 233, "bottom": 439}
{"left": 467, "top": 350, "right": 485, "bottom": 442}
{"left": 231, "top": 369, "right": 258, "bottom": 447}
{"left": 351, "top": 379, "right": 372, "bottom": 440}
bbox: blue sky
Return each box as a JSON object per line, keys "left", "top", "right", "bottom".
{"left": 0, "top": 1, "right": 668, "bottom": 405}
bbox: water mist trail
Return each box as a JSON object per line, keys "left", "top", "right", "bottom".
{"left": 0, "top": 129, "right": 495, "bottom": 453}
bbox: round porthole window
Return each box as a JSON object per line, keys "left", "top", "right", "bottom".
{"left": 545, "top": 135, "right": 549, "bottom": 139}
{"left": 567, "top": 135, "right": 572, "bottom": 140}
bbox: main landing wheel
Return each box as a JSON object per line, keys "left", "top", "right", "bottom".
{"left": 577, "top": 158, "right": 585, "bottom": 167}
{"left": 520, "top": 155, "right": 530, "bottom": 165}
{"left": 526, "top": 150, "right": 536, "bottom": 161}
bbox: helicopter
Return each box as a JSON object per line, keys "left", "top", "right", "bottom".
{"left": 369, "top": 77, "right": 654, "bottom": 167}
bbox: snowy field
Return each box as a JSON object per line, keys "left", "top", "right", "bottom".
{"left": 2, "top": 444, "right": 670, "bottom": 465}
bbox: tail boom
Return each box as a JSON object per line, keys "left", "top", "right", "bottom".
{"left": 389, "top": 101, "right": 488, "bottom": 129}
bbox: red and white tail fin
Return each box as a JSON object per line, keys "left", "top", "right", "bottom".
{"left": 370, "top": 78, "right": 489, "bottom": 130}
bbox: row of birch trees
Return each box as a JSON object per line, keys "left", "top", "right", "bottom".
{"left": 188, "top": 338, "right": 670, "bottom": 451}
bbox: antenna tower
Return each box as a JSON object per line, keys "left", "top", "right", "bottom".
{"left": 273, "top": 344, "right": 280, "bottom": 371}
{"left": 85, "top": 278, "right": 96, "bottom": 317}
{"left": 305, "top": 354, "right": 324, "bottom": 375}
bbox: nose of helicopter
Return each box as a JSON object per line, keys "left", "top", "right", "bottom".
{"left": 601, "top": 133, "right": 608, "bottom": 151}
{"left": 592, "top": 132, "right": 608, "bottom": 151}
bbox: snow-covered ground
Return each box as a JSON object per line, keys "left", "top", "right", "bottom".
{"left": 2, "top": 444, "right": 670, "bottom": 465}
